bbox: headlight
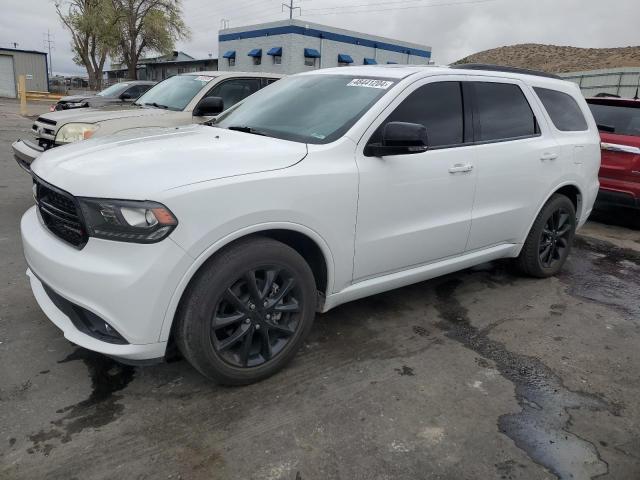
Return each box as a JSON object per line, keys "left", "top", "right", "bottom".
{"left": 55, "top": 123, "right": 99, "bottom": 144}
{"left": 78, "top": 198, "right": 178, "bottom": 243}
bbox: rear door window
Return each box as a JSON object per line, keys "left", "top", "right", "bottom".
{"left": 534, "top": 87, "right": 588, "bottom": 131}
{"left": 471, "top": 82, "right": 539, "bottom": 142}
{"left": 369, "top": 81, "right": 465, "bottom": 149}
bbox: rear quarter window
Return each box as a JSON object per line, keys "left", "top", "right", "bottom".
{"left": 534, "top": 87, "right": 588, "bottom": 131}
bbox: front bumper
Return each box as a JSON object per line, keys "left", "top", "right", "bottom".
{"left": 21, "top": 206, "right": 193, "bottom": 361}
{"left": 12, "top": 139, "right": 44, "bottom": 172}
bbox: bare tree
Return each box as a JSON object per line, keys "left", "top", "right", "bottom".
{"left": 111, "top": 0, "right": 190, "bottom": 79}
{"left": 55, "top": 0, "right": 117, "bottom": 90}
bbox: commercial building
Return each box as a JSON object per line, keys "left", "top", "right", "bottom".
{"left": 105, "top": 51, "right": 218, "bottom": 83}
{"left": 0, "top": 48, "right": 49, "bottom": 98}
{"left": 218, "top": 19, "right": 431, "bottom": 74}
{"left": 559, "top": 67, "right": 640, "bottom": 98}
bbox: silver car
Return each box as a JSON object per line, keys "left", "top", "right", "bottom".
{"left": 51, "top": 81, "right": 156, "bottom": 111}
{"left": 13, "top": 71, "right": 282, "bottom": 171}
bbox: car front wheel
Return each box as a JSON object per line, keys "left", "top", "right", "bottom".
{"left": 175, "top": 237, "right": 317, "bottom": 385}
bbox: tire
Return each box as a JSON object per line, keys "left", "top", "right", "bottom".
{"left": 174, "top": 236, "right": 317, "bottom": 385}
{"left": 516, "top": 194, "right": 576, "bottom": 278}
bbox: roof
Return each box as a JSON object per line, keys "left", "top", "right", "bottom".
{"left": 183, "top": 71, "right": 283, "bottom": 79}
{"left": 298, "top": 64, "right": 580, "bottom": 87}
{"left": 586, "top": 97, "right": 640, "bottom": 108}
{"left": 0, "top": 47, "right": 47, "bottom": 56}
{"left": 219, "top": 19, "right": 431, "bottom": 59}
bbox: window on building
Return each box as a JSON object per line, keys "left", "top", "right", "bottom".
{"left": 534, "top": 87, "right": 588, "bottom": 131}
{"left": 267, "top": 47, "right": 283, "bottom": 65}
{"left": 304, "top": 48, "right": 320, "bottom": 67}
{"left": 338, "top": 54, "right": 354, "bottom": 67}
{"left": 248, "top": 48, "right": 262, "bottom": 66}
{"left": 369, "top": 81, "right": 465, "bottom": 149}
{"left": 229, "top": 58, "right": 235, "bottom": 67}
{"left": 471, "top": 82, "right": 540, "bottom": 142}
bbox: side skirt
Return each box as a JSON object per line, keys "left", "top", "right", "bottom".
{"left": 322, "top": 243, "right": 519, "bottom": 312}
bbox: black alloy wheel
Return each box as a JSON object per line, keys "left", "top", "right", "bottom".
{"left": 175, "top": 237, "right": 317, "bottom": 385}
{"left": 211, "top": 267, "right": 302, "bottom": 368}
{"left": 538, "top": 207, "right": 572, "bottom": 269}
{"left": 517, "top": 193, "right": 576, "bottom": 278}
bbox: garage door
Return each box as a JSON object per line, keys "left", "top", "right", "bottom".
{"left": 0, "top": 55, "right": 17, "bottom": 98}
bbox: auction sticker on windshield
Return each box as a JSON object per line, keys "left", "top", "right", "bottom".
{"left": 194, "top": 76, "right": 214, "bottom": 82}
{"left": 347, "top": 79, "right": 394, "bottom": 89}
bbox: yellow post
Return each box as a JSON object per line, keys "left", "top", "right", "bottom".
{"left": 18, "top": 75, "right": 27, "bottom": 116}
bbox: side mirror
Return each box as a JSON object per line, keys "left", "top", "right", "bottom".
{"left": 193, "top": 96, "right": 224, "bottom": 117}
{"left": 119, "top": 92, "right": 133, "bottom": 100}
{"left": 365, "top": 121, "right": 429, "bottom": 157}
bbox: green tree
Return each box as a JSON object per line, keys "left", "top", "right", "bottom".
{"left": 111, "top": 0, "right": 190, "bottom": 79}
{"left": 55, "top": 0, "right": 118, "bottom": 90}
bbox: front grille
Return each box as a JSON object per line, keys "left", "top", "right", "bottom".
{"left": 34, "top": 177, "right": 88, "bottom": 248}
{"left": 36, "top": 117, "right": 57, "bottom": 126}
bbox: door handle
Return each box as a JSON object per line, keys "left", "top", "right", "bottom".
{"left": 448, "top": 163, "right": 474, "bottom": 174}
{"left": 540, "top": 152, "right": 558, "bottom": 161}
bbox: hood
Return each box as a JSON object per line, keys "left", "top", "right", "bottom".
{"left": 59, "top": 95, "right": 93, "bottom": 103}
{"left": 38, "top": 105, "right": 171, "bottom": 125}
{"left": 31, "top": 125, "right": 308, "bottom": 198}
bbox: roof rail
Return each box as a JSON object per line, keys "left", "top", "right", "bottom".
{"left": 450, "top": 63, "right": 562, "bottom": 80}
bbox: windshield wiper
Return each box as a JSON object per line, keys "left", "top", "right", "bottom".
{"left": 144, "top": 102, "right": 169, "bottom": 109}
{"left": 227, "top": 125, "right": 267, "bottom": 136}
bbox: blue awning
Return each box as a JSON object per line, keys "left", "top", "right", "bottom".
{"left": 247, "top": 48, "right": 262, "bottom": 57}
{"left": 363, "top": 58, "right": 377, "bottom": 65}
{"left": 222, "top": 50, "right": 236, "bottom": 59}
{"left": 267, "top": 47, "right": 282, "bottom": 56}
{"left": 304, "top": 48, "right": 321, "bottom": 58}
{"left": 337, "top": 53, "right": 354, "bottom": 64}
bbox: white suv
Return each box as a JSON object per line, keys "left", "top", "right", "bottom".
{"left": 21, "top": 65, "right": 600, "bottom": 384}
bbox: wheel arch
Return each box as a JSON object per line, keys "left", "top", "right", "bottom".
{"left": 158, "top": 223, "right": 335, "bottom": 343}
{"left": 515, "top": 182, "right": 583, "bottom": 256}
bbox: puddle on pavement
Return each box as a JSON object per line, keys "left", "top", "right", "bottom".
{"left": 561, "top": 237, "right": 640, "bottom": 323}
{"left": 27, "top": 348, "right": 135, "bottom": 455}
{"left": 433, "top": 277, "right": 620, "bottom": 480}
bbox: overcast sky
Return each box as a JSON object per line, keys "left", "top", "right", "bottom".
{"left": 1, "top": 0, "right": 638, "bottom": 76}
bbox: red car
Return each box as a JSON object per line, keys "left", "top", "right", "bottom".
{"left": 586, "top": 96, "right": 640, "bottom": 209}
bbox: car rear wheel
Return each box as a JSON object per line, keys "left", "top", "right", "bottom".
{"left": 174, "top": 237, "right": 317, "bottom": 385}
{"left": 516, "top": 194, "right": 576, "bottom": 278}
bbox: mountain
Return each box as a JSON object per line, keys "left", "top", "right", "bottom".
{"left": 453, "top": 44, "right": 640, "bottom": 73}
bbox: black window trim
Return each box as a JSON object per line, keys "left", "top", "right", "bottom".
{"left": 364, "top": 79, "right": 542, "bottom": 155}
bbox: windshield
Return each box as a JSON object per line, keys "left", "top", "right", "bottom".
{"left": 214, "top": 75, "right": 396, "bottom": 144}
{"left": 97, "top": 83, "right": 130, "bottom": 97}
{"left": 588, "top": 102, "right": 640, "bottom": 137}
{"left": 135, "top": 74, "right": 215, "bottom": 111}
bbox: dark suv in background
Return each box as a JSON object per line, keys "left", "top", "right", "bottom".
{"left": 587, "top": 97, "right": 640, "bottom": 209}
{"left": 51, "top": 81, "right": 156, "bottom": 111}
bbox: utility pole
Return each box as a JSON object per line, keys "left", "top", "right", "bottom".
{"left": 43, "top": 30, "right": 55, "bottom": 78}
{"left": 282, "top": 0, "right": 301, "bottom": 19}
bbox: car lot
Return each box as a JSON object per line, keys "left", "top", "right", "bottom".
{"left": 1, "top": 100, "right": 639, "bottom": 480}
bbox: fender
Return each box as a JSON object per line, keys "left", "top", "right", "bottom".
{"left": 157, "top": 221, "right": 336, "bottom": 342}
{"left": 514, "top": 179, "right": 584, "bottom": 256}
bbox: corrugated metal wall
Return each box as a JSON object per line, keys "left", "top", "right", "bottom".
{"left": 0, "top": 49, "right": 48, "bottom": 95}
{"left": 559, "top": 67, "right": 640, "bottom": 98}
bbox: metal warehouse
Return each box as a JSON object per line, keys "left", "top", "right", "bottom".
{"left": 0, "top": 48, "right": 49, "bottom": 98}
{"left": 559, "top": 67, "right": 640, "bottom": 98}
{"left": 218, "top": 19, "right": 432, "bottom": 74}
